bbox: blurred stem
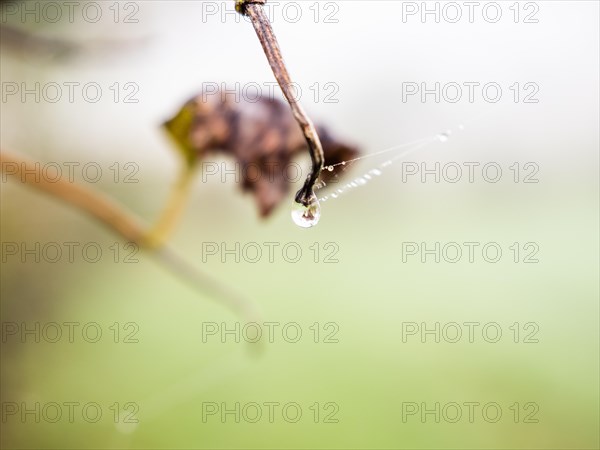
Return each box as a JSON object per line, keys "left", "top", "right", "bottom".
{"left": 145, "top": 165, "right": 197, "bottom": 249}
{"left": 1, "top": 149, "right": 147, "bottom": 243}
{"left": 236, "top": 0, "right": 324, "bottom": 206}
{"left": 0, "top": 149, "right": 260, "bottom": 321}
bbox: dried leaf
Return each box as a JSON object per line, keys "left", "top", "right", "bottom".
{"left": 164, "top": 91, "right": 360, "bottom": 216}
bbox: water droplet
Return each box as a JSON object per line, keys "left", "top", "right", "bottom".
{"left": 437, "top": 133, "right": 450, "bottom": 142}
{"left": 327, "top": 165, "right": 334, "bottom": 172}
{"left": 291, "top": 197, "right": 321, "bottom": 228}
{"left": 341, "top": 161, "right": 346, "bottom": 166}
{"left": 357, "top": 178, "right": 367, "bottom": 185}
{"left": 370, "top": 169, "right": 382, "bottom": 176}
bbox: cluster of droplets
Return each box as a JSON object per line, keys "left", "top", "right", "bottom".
{"left": 319, "top": 168, "right": 383, "bottom": 203}
{"left": 317, "top": 134, "right": 447, "bottom": 204}
{"left": 291, "top": 125, "right": 463, "bottom": 227}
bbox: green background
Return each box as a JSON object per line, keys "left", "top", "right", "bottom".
{"left": 1, "top": 1, "right": 598, "bottom": 448}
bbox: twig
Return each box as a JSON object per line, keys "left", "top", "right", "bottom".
{"left": 1, "top": 149, "right": 147, "bottom": 243}
{"left": 236, "top": 0, "right": 324, "bottom": 206}
{"left": 145, "top": 165, "right": 197, "bottom": 248}
{"left": 0, "top": 149, "right": 260, "bottom": 322}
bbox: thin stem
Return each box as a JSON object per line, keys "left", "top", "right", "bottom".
{"left": 145, "top": 165, "right": 197, "bottom": 249}
{"left": 237, "top": 0, "right": 324, "bottom": 206}
{"left": 0, "top": 149, "right": 260, "bottom": 322}
{"left": 1, "top": 149, "right": 147, "bottom": 244}
{"left": 155, "top": 247, "right": 261, "bottom": 323}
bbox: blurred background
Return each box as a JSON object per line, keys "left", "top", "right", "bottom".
{"left": 1, "top": 1, "right": 598, "bottom": 448}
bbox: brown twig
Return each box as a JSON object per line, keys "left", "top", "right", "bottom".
{"left": 1, "top": 149, "right": 147, "bottom": 244}
{"left": 236, "top": 0, "right": 324, "bottom": 206}
{"left": 0, "top": 149, "right": 260, "bottom": 322}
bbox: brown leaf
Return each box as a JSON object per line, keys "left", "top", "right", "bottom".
{"left": 164, "top": 90, "right": 360, "bottom": 217}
